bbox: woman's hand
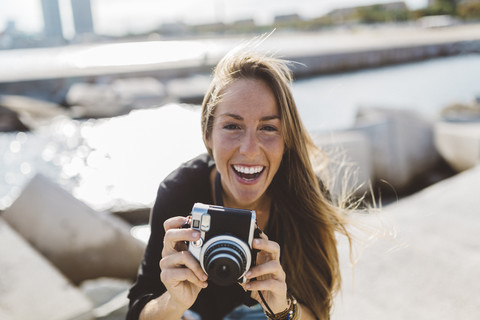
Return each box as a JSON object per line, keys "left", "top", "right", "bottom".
{"left": 242, "top": 232, "right": 289, "bottom": 314}
{"left": 159, "top": 216, "right": 208, "bottom": 310}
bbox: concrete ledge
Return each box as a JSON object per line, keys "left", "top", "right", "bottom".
{"left": 434, "top": 121, "right": 480, "bottom": 172}
{"left": 333, "top": 165, "right": 480, "bottom": 319}
{"left": 351, "top": 107, "right": 440, "bottom": 192}
{"left": 3, "top": 173, "right": 146, "bottom": 284}
{"left": 312, "top": 130, "right": 373, "bottom": 198}
{"left": 0, "top": 218, "right": 93, "bottom": 320}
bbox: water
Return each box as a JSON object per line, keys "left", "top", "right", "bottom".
{"left": 293, "top": 54, "right": 480, "bottom": 131}
{"left": 1, "top": 54, "right": 479, "bottom": 212}
{"left": 0, "top": 105, "right": 205, "bottom": 211}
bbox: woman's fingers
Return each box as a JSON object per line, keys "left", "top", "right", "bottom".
{"left": 244, "top": 277, "right": 286, "bottom": 292}
{"left": 163, "top": 216, "right": 188, "bottom": 231}
{"left": 246, "top": 259, "right": 285, "bottom": 282}
{"left": 160, "top": 251, "right": 208, "bottom": 287}
{"left": 162, "top": 228, "right": 200, "bottom": 256}
{"left": 161, "top": 266, "right": 208, "bottom": 289}
{"left": 162, "top": 217, "right": 200, "bottom": 257}
{"left": 253, "top": 238, "right": 281, "bottom": 260}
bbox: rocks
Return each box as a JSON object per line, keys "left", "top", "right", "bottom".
{"left": 312, "top": 130, "right": 373, "bottom": 200}
{"left": 0, "top": 104, "right": 29, "bottom": 132}
{"left": 166, "top": 74, "right": 211, "bottom": 104}
{"left": 440, "top": 99, "right": 480, "bottom": 122}
{"left": 332, "top": 165, "right": 480, "bottom": 320}
{"left": 111, "top": 77, "right": 166, "bottom": 109}
{"left": 65, "top": 77, "right": 166, "bottom": 118}
{"left": 66, "top": 82, "right": 129, "bottom": 118}
{"left": 0, "top": 217, "right": 94, "bottom": 320}
{"left": 80, "top": 278, "right": 132, "bottom": 319}
{"left": 3, "top": 173, "right": 146, "bottom": 284}
{"left": 0, "top": 94, "right": 67, "bottom": 130}
{"left": 435, "top": 99, "right": 480, "bottom": 172}
{"left": 353, "top": 107, "right": 440, "bottom": 192}
{"left": 1, "top": 173, "right": 146, "bottom": 318}
{"left": 313, "top": 107, "right": 442, "bottom": 197}
{"left": 434, "top": 121, "right": 480, "bottom": 172}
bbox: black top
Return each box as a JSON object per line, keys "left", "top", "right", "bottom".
{"left": 127, "top": 154, "right": 260, "bottom": 320}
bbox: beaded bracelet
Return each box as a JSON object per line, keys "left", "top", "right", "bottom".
{"left": 264, "top": 293, "right": 299, "bottom": 320}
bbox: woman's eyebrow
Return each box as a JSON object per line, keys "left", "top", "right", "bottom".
{"left": 219, "top": 113, "right": 243, "bottom": 120}
{"left": 260, "top": 115, "right": 281, "bottom": 121}
{"left": 218, "top": 113, "right": 280, "bottom": 121}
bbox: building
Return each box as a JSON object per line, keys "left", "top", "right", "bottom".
{"left": 71, "top": 0, "right": 95, "bottom": 36}
{"left": 41, "top": 0, "right": 64, "bottom": 41}
{"left": 274, "top": 13, "right": 302, "bottom": 24}
{"left": 326, "top": 1, "right": 409, "bottom": 24}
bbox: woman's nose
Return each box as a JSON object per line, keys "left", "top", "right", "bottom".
{"left": 239, "top": 130, "right": 259, "bottom": 157}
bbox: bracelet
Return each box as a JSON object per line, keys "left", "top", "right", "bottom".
{"left": 264, "top": 293, "right": 299, "bottom": 320}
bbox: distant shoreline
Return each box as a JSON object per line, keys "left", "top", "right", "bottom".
{"left": 1, "top": 23, "right": 480, "bottom": 84}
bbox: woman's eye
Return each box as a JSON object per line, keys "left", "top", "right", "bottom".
{"left": 261, "top": 125, "right": 278, "bottom": 132}
{"left": 223, "top": 124, "right": 240, "bottom": 130}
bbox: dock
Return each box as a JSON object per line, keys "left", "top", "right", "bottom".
{"left": 0, "top": 23, "right": 480, "bottom": 83}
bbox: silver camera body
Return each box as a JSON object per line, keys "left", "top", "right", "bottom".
{"left": 188, "top": 203, "right": 257, "bottom": 286}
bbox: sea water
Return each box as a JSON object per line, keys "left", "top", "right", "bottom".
{"left": 293, "top": 53, "right": 480, "bottom": 131}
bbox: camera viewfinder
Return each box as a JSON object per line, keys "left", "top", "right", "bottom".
{"left": 201, "top": 214, "right": 211, "bottom": 232}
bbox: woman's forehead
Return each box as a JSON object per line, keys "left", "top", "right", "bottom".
{"left": 215, "top": 79, "right": 279, "bottom": 118}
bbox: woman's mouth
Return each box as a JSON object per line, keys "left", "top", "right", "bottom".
{"left": 232, "top": 164, "right": 265, "bottom": 181}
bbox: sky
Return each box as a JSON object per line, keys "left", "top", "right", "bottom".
{"left": 1, "top": 0, "right": 429, "bottom": 37}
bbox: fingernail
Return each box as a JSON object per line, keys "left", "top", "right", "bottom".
{"left": 254, "top": 239, "right": 260, "bottom": 246}
{"left": 202, "top": 274, "right": 208, "bottom": 281}
{"left": 245, "top": 283, "right": 251, "bottom": 290}
{"left": 246, "top": 271, "right": 252, "bottom": 278}
{"left": 192, "top": 231, "right": 200, "bottom": 238}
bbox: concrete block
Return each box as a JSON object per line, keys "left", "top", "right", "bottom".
{"left": 351, "top": 107, "right": 440, "bottom": 191}
{"left": 312, "top": 130, "right": 373, "bottom": 199}
{"left": 434, "top": 121, "right": 480, "bottom": 172}
{"left": 0, "top": 217, "right": 93, "bottom": 320}
{"left": 3, "top": 174, "right": 146, "bottom": 284}
{"left": 333, "top": 165, "right": 480, "bottom": 320}
{"left": 65, "top": 83, "right": 128, "bottom": 118}
{"left": 80, "top": 278, "right": 131, "bottom": 319}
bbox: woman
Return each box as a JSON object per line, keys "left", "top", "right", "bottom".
{"left": 127, "top": 44, "right": 351, "bottom": 320}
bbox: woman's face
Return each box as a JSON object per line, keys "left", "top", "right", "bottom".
{"left": 207, "top": 78, "right": 285, "bottom": 209}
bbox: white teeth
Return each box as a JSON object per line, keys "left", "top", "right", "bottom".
{"left": 233, "top": 165, "right": 264, "bottom": 174}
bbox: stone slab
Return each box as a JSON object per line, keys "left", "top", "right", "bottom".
{"left": 332, "top": 165, "right": 480, "bottom": 319}
{"left": 434, "top": 121, "right": 480, "bottom": 172}
{"left": 0, "top": 217, "right": 93, "bottom": 320}
{"left": 312, "top": 130, "right": 373, "bottom": 199}
{"left": 3, "top": 173, "right": 146, "bottom": 284}
{"left": 351, "top": 106, "right": 440, "bottom": 192}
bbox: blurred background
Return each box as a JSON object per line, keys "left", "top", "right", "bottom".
{"left": 1, "top": 1, "right": 479, "bottom": 319}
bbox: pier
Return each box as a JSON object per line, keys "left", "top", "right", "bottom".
{"left": 0, "top": 24, "right": 480, "bottom": 84}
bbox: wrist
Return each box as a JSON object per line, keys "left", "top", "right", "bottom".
{"left": 164, "top": 291, "right": 191, "bottom": 313}
{"left": 140, "top": 292, "right": 187, "bottom": 320}
{"left": 264, "top": 293, "right": 299, "bottom": 320}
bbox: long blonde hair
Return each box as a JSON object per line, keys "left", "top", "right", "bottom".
{"left": 201, "top": 44, "right": 351, "bottom": 319}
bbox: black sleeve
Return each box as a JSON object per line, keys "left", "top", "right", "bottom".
{"left": 126, "top": 154, "right": 213, "bottom": 320}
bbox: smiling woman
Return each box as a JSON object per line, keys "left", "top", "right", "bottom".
{"left": 205, "top": 78, "right": 284, "bottom": 213}
{"left": 126, "top": 38, "right": 354, "bottom": 320}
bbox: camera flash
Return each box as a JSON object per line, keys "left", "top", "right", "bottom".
{"left": 201, "top": 214, "right": 211, "bottom": 232}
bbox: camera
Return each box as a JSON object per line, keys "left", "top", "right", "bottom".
{"left": 187, "top": 203, "right": 259, "bottom": 286}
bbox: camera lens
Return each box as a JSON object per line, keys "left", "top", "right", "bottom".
{"left": 203, "top": 239, "right": 248, "bottom": 286}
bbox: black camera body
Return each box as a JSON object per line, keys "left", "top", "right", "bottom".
{"left": 187, "top": 203, "right": 258, "bottom": 286}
